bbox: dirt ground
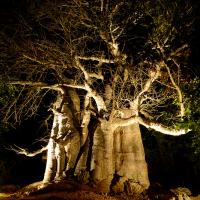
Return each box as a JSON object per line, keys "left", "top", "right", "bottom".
{"left": 0, "top": 180, "right": 200, "bottom": 200}
{"left": 0, "top": 181, "right": 139, "bottom": 200}
{"left": 0, "top": 181, "right": 140, "bottom": 200}
{"left": 2, "top": 191, "right": 130, "bottom": 200}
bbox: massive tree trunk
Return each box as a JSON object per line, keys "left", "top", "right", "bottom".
{"left": 113, "top": 124, "right": 149, "bottom": 194}
{"left": 43, "top": 110, "right": 59, "bottom": 183}
{"left": 43, "top": 92, "right": 81, "bottom": 183}
{"left": 91, "top": 119, "right": 149, "bottom": 193}
{"left": 43, "top": 137, "right": 57, "bottom": 183}
{"left": 91, "top": 120, "right": 115, "bottom": 193}
{"left": 42, "top": 92, "right": 150, "bottom": 194}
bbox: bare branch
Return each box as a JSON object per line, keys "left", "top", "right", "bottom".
{"left": 10, "top": 81, "right": 88, "bottom": 94}
{"left": 10, "top": 81, "right": 66, "bottom": 94}
{"left": 10, "top": 145, "right": 48, "bottom": 157}
{"left": 155, "top": 43, "right": 186, "bottom": 118}
{"left": 77, "top": 56, "right": 114, "bottom": 64}
{"left": 84, "top": 83, "right": 107, "bottom": 111}
{"left": 23, "top": 54, "right": 48, "bottom": 66}
{"left": 75, "top": 56, "right": 104, "bottom": 81}
{"left": 163, "top": 62, "right": 185, "bottom": 118}
{"left": 170, "top": 44, "right": 188, "bottom": 57}
{"left": 132, "top": 65, "right": 161, "bottom": 111}
{"left": 113, "top": 116, "right": 189, "bottom": 136}
{"left": 137, "top": 117, "right": 189, "bottom": 136}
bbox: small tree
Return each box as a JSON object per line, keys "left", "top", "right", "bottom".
{"left": 0, "top": 0, "right": 193, "bottom": 194}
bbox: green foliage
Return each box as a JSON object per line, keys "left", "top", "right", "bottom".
{"left": 175, "top": 77, "right": 200, "bottom": 131}
{"left": 0, "top": 82, "right": 16, "bottom": 108}
{"left": 0, "top": 81, "right": 17, "bottom": 130}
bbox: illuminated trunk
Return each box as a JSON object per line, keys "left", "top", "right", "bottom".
{"left": 91, "top": 120, "right": 149, "bottom": 194}
{"left": 43, "top": 115, "right": 58, "bottom": 183}
{"left": 54, "top": 112, "right": 68, "bottom": 181}
{"left": 61, "top": 104, "right": 81, "bottom": 174}
{"left": 43, "top": 109, "right": 149, "bottom": 195}
{"left": 43, "top": 138, "right": 57, "bottom": 183}
{"left": 43, "top": 93, "right": 81, "bottom": 183}
{"left": 113, "top": 124, "right": 149, "bottom": 194}
{"left": 54, "top": 144, "right": 66, "bottom": 181}
{"left": 43, "top": 92, "right": 149, "bottom": 193}
{"left": 75, "top": 110, "right": 91, "bottom": 173}
{"left": 91, "top": 120, "right": 114, "bottom": 193}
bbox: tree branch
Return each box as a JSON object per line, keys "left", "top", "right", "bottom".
{"left": 137, "top": 117, "right": 189, "bottom": 136}
{"left": 165, "top": 64, "right": 185, "bottom": 118}
{"left": 156, "top": 43, "right": 186, "bottom": 118}
{"left": 84, "top": 83, "right": 107, "bottom": 111}
{"left": 132, "top": 64, "right": 161, "bottom": 112}
{"left": 23, "top": 54, "right": 48, "bottom": 65}
{"left": 75, "top": 56, "right": 104, "bottom": 81}
{"left": 10, "top": 145, "right": 48, "bottom": 157}
{"left": 10, "top": 81, "right": 66, "bottom": 94}
{"left": 10, "top": 81, "right": 88, "bottom": 93}
{"left": 113, "top": 116, "right": 189, "bottom": 136}
{"left": 76, "top": 56, "right": 114, "bottom": 64}
{"left": 170, "top": 44, "right": 188, "bottom": 57}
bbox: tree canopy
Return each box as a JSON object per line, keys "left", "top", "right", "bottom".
{"left": 0, "top": 0, "right": 194, "bottom": 133}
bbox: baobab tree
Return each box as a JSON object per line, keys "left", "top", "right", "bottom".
{"left": 0, "top": 0, "right": 192, "bottom": 194}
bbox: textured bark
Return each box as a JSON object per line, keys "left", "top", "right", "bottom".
{"left": 55, "top": 144, "right": 65, "bottom": 181}
{"left": 42, "top": 92, "right": 150, "bottom": 193}
{"left": 91, "top": 121, "right": 114, "bottom": 193}
{"left": 113, "top": 124, "right": 149, "bottom": 193}
{"left": 43, "top": 93, "right": 81, "bottom": 183}
{"left": 89, "top": 113, "right": 149, "bottom": 193}
{"left": 43, "top": 115, "right": 58, "bottom": 183}
{"left": 67, "top": 89, "right": 81, "bottom": 122}
{"left": 43, "top": 100, "right": 149, "bottom": 194}
{"left": 54, "top": 110, "right": 69, "bottom": 181}
{"left": 101, "top": 121, "right": 114, "bottom": 193}
{"left": 60, "top": 103, "right": 81, "bottom": 175}
{"left": 112, "top": 109, "right": 149, "bottom": 193}
{"left": 43, "top": 138, "right": 57, "bottom": 183}
{"left": 75, "top": 110, "right": 91, "bottom": 174}
{"left": 91, "top": 125, "right": 105, "bottom": 181}
{"left": 76, "top": 138, "right": 90, "bottom": 173}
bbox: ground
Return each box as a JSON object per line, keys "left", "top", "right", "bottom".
{"left": 0, "top": 180, "right": 138, "bottom": 200}
{"left": 0, "top": 180, "right": 199, "bottom": 200}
